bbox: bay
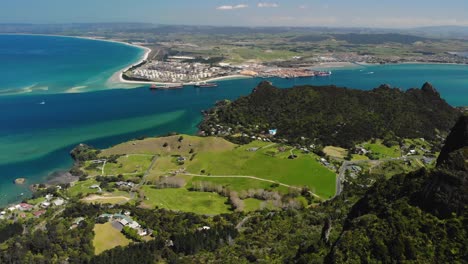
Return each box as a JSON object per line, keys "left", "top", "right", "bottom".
{"left": 0, "top": 34, "right": 467, "bottom": 207}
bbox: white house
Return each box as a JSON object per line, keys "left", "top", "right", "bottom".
{"left": 129, "top": 221, "right": 141, "bottom": 229}
{"left": 138, "top": 229, "right": 148, "bottom": 236}
{"left": 119, "top": 218, "right": 129, "bottom": 226}
{"left": 41, "top": 201, "right": 51, "bottom": 208}
{"left": 52, "top": 198, "right": 65, "bottom": 206}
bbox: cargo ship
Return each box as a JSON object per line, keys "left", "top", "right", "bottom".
{"left": 194, "top": 82, "right": 218, "bottom": 88}
{"left": 149, "top": 84, "right": 184, "bottom": 90}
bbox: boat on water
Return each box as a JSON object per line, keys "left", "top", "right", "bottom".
{"left": 315, "top": 71, "right": 332, "bottom": 77}
{"left": 149, "top": 84, "right": 184, "bottom": 90}
{"left": 194, "top": 82, "right": 218, "bottom": 88}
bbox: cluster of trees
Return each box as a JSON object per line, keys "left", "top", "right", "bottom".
{"left": 154, "top": 176, "right": 186, "bottom": 188}
{"left": 190, "top": 181, "right": 305, "bottom": 210}
{"left": 0, "top": 218, "right": 95, "bottom": 263}
{"left": 121, "top": 226, "right": 142, "bottom": 242}
{"left": 0, "top": 222, "right": 22, "bottom": 244}
{"left": 200, "top": 82, "right": 460, "bottom": 148}
{"left": 70, "top": 144, "right": 100, "bottom": 163}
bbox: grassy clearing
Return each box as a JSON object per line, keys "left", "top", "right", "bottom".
{"left": 27, "top": 197, "right": 46, "bottom": 205}
{"left": 101, "top": 135, "right": 235, "bottom": 156}
{"left": 67, "top": 179, "right": 99, "bottom": 198}
{"left": 93, "top": 222, "right": 131, "bottom": 255}
{"left": 104, "top": 155, "right": 153, "bottom": 176}
{"left": 141, "top": 186, "right": 230, "bottom": 215}
{"left": 81, "top": 192, "right": 131, "bottom": 205}
{"left": 363, "top": 140, "right": 401, "bottom": 159}
{"left": 186, "top": 141, "right": 336, "bottom": 198}
{"left": 92, "top": 136, "right": 336, "bottom": 200}
{"left": 351, "top": 154, "right": 369, "bottom": 161}
{"left": 186, "top": 176, "right": 290, "bottom": 194}
{"left": 243, "top": 198, "right": 263, "bottom": 212}
{"left": 324, "top": 146, "right": 348, "bottom": 159}
{"left": 370, "top": 159, "right": 424, "bottom": 179}
{"left": 146, "top": 156, "right": 181, "bottom": 183}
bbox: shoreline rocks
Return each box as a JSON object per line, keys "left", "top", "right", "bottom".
{"left": 14, "top": 178, "right": 26, "bottom": 185}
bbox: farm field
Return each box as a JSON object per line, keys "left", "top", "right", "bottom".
{"left": 363, "top": 140, "right": 401, "bottom": 159}
{"left": 140, "top": 186, "right": 230, "bottom": 215}
{"left": 100, "top": 136, "right": 336, "bottom": 198}
{"left": 78, "top": 135, "right": 337, "bottom": 214}
{"left": 93, "top": 222, "right": 131, "bottom": 255}
{"left": 184, "top": 141, "right": 336, "bottom": 198}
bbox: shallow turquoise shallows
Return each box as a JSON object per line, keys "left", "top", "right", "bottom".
{"left": 0, "top": 34, "right": 467, "bottom": 206}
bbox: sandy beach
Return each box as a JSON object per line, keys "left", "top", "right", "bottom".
{"left": 112, "top": 74, "right": 253, "bottom": 86}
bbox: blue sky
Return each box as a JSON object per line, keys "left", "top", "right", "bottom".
{"left": 1, "top": 0, "right": 468, "bottom": 28}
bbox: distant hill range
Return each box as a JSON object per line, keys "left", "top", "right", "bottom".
{"left": 200, "top": 81, "right": 461, "bottom": 147}
{"left": 2, "top": 23, "right": 468, "bottom": 39}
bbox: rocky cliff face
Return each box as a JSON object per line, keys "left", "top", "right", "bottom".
{"left": 413, "top": 115, "right": 468, "bottom": 218}
{"left": 437, "top": 115, "right": 468, "bottom": 171}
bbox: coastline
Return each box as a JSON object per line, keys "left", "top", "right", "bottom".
{"left": 112, "top": 73, "right": 253, "bottom": 86}
{"left": 3, "top": 33, "right": 467, "bottom": 89}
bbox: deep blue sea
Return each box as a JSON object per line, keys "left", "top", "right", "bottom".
{"left": 0, "top": 34, "right": 467, "bottom": 207}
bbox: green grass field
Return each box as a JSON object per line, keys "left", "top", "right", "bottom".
{"left": 66, "top": 179, "right": 99, "bottom": 198}
{"left": 351, "top": 154, "right": 369, "bottom": 161}
{"left": 102, "top": 135, "right": 235, "bottom": 156}
{"left": 141, "top": 186, "right": 231, "bottom": 215}
{"left": 89, "top": 136, "right": 336, "bottom": 204}
{"left": 81, "top": 191, "right": 132, "bottom": 205}
{"left": 363, "top": 140, "right": 401, "bottom": 159}
{"left": 324, "top": 146, "right": 348, "bottom": 159}
{"left": 185, "top": 141, "right": 336, "bottom": 198}
{"left": 243, "top": 198, "right": 263, "bottom": 212}
{"left": 103, "top": 155, "right": 153, "bottom": 176}
{"left": 93, "top": 222, "right": 131, "bottom": 255}
{"left": 186, "top": 176, "right": 290, "bottom": 194}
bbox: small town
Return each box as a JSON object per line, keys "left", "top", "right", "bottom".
{"left": 130, "top": 56, "right": 234, "bottom": 83}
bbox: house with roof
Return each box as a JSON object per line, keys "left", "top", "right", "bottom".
{"left": 41, "top": 201, "right": 51, "bottom": 208}
{"left": 138, "top": 229, "right": 148, "bottom": 236}
{"left": 33, "top": 210, "right": 46, "bottom": 218}
{"left": 18, "top": 203, "right": 33, "bottom": 211}
{"left": 52, "top": 198, "right": 65, "bottom": 206}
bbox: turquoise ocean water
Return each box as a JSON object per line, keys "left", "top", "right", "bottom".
{"left": 0, "top": 34, "right": 467, "bottom": 207}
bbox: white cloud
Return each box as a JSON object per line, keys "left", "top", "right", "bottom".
{"left": 216, "top": 4, "right": 248, "bottom": 10}
{"left": 257, "top": 2, "right": 279, "bottom": 8}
